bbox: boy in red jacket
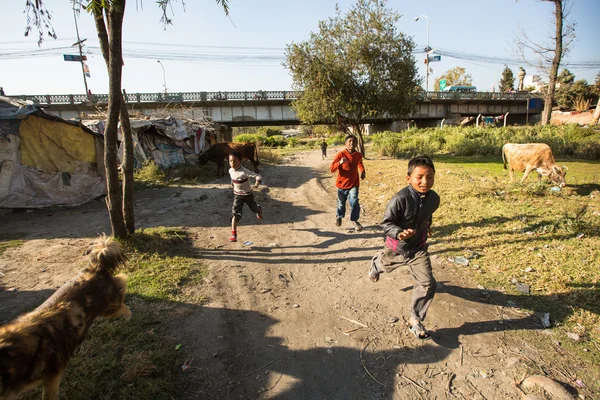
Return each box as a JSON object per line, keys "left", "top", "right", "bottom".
{"left": 330, "top": 135, "right": 366, "bottom": 231}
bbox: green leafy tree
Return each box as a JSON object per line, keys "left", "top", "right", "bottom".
{"left": 25, "top": 0, "right": 229, "bottom": 238}
{"left": 499, "top": 66, "right": 515, "bottom": 92}
{"left": 284, "top": 0, "right": 420, "bottom": 156}
{"left": 433, "top": 67, "right": 472, "bottom": 91}
{"left": 557, "top": 68, "right": 575, "bottom": 84}
{"left": 555, "top": 79, "right": 590, "bottom": 109}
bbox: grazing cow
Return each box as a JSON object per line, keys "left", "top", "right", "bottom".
{"left": 502, "top": 143, "right": 568, "bottom": 187}
{"left": 198, "top": 142, "right": 260, "bottom": 176}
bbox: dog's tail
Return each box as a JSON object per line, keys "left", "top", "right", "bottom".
{"left": 88, "top": 235, "right": 127, "bottom": 275}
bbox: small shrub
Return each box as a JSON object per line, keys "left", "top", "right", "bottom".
{"left": 234, "top": 134, "right": 263, "bottom": 144}
{"left": 574, "top": 97, "right": 591, "bottom": 112}
{"left": 134, "top": 161, "right": 166, "bottom": 186}
{"left": 327, "top": 134, "right": 346, "bottom": 146}
{"left": 574, "top": 139, "right": 600, "bottom": 159}
{"left": 256, "top": 127, "right": 283, "bottom": 137}
{"left": 287, "top": 137, "right": 299, "bottom": 147}
{"left": 262, "top": 135, "right": 287, "bottom": 147}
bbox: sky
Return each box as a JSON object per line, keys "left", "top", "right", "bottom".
{"left": 1, "top": 0, "right": 599, "bottom": 96}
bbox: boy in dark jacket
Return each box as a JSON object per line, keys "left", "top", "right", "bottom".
{"left": 368, "top": 155, "right": 440, "bottom": 340}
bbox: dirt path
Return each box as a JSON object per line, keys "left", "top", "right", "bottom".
{"left": 0, "top": 150, "right": 551, "bottom": 399}
{"left": 174, "top": 151, "right": 536, "bottom": 399}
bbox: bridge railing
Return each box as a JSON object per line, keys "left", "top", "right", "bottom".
{"left": 8, "top": 90, "right": 531, "bottom": 106}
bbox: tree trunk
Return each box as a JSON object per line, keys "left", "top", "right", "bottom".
{"left": 103, "top": 1, "right": 127, "bottom": 239}
{"left": 120, "top": 103, "right": 135, "bottom": 234}
{"left": 93, "top": 1, "right": 133, "bottom": 237}
{"left": 353, "top": 123, "right": 366, "bottom": 158}
{"left": 592, "top": 98, "right": 600, "bottom": 125}
{"left": 541, "top": 0, "right": 564, "bottom": 125}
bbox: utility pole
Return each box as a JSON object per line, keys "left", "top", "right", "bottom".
{"left": 72, "top": 5, "right": 89, "bottom": 99}
{"left": 415, "top": 15, "right": 430, "bottom": 92}
{"left": 157, "top": 60, "right": 168, "bottom": 94}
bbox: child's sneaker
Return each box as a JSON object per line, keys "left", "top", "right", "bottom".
{"left": 353, "top": 221, "right": 363, "bottom": 231}
{"left": 229, "top": 231, "right": 237, "bottom": 242}
{"left": 256, "top": 205, "right": 263, "bottom": 220}
{"left": 335, "top": 217, "right": 342, "bottom": 227}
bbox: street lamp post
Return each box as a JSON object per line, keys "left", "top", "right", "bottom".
{"left": 157, "top": 60, "right": 167, "bottom": 94}
{"left": 415, "top": 15, "right": 430, "bottom": 92}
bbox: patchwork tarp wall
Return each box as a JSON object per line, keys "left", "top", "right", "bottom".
{"left": 0, "top": 97, "right": 106, "bottom": 208}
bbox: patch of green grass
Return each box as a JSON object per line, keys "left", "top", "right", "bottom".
{"left": 0, "top": 239, "right": 24, "bottom": 256}
{"left": 21, "top": 227, "right": 210, "bottom": 399}
{"left": 124, "top": 227, "right": 207, "bottom": 302}
{"left": 361, "top": 156, "right": 600, "bottom": 380}
{"left": 134, "top": 161, "right": 217, "bottom": 189}
{"left": 22, "top": 301, "right": 202, "bottom": 400}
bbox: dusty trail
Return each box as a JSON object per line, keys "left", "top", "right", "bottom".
{"left": 0, "top": 149, "right": 548, "bottom": 399}
{"left": 177, "top": 151, "right": 532, "bottom": 399}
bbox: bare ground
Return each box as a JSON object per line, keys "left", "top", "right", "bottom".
{"left": 0, "top": 150, "right": 585, "bottom": 399}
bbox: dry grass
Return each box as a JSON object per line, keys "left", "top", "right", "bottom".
{"left": 259, "top": 148, "right": 283, "bottom": 164}
{"left": 361, "top": 155, "right": 600, "bottom": 371}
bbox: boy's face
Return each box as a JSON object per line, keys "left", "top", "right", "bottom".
{"left": 229, "top": 155, "right": 241, "bottom": 169}
{"left": 345, "top": 138, "right": 357, "bottom": 152}
{"left": 407, "top": 166, "right": 435, "bottom": 194}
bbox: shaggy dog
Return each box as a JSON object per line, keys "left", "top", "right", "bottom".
{"left": 0, "top": 236, "right": 131, "bottom": 400}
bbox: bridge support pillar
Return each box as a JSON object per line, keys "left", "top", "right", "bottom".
{"left": 220, "top": 125, "right": 233, "bottom": 142}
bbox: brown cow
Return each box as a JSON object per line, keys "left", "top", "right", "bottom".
{"left": 198, "top": 142, "right": 259, "bottom": 176}
{"left": 502, "top": 143, "right": 568, "bottom": 187}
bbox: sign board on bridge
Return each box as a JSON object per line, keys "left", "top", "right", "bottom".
{"left": 427, "top": 55, "right": 441, "bottom": 62}
{"left": 63, "top": 54, "right": 87, "bottom": 62}
{"left": 439, "top": 79, "right": 447, "bottom": 91}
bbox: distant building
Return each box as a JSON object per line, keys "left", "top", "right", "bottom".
{"left": 523, "top": 75, "right": 546, "bottom": 93}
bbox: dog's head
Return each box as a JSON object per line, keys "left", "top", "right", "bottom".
{"left": 84, "top": 235, "right": 127, "bottom": 275}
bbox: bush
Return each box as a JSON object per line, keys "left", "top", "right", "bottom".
{"left": 369, "top": 125, "right": 600, "bottom": 160}
{"left": 371, "top": 130, "right": 444, "bottom": 158}
{"left": 327, "top": 134, "right": 346, "bottom": 146}
{"left": 234, "top": 134, "right": 263, "bottom": 145}
{"left": 262, "top": 135, "right": 287, "bottom": 147}
{"left": 256, "top": 127, "right": 283, "bottom": 137}
{"left": 134, "top": 161, "right": 165, "bottom": 185}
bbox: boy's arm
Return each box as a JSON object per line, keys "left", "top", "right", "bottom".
{"left": 358, "top": 155, "right": 366, "bottom": 179}
{"left": 381, "top": 196, "right": 404, "bottom": 240}
{"left": 330, "top": 151, "right": 342, "bottom": 173}
{"left": 240, "top": 166, "right": 262, "bottom": 186}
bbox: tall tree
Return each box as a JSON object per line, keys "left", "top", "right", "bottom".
{"left": 25, "top": 0, "right": 229, "bottom": 239}
{"left": 499, "top": 66, "right": 515, "bottom": 92}
{"left": 284, "top": 0, "right": 420, "bottom": 156}
{"left": 515, "top": 0, "right": 576, "bottom": 125}
{"left": 433, "top": 67, "right": 472, "bottom": 91}
{"left": 557, "top": 68, "right": 575, "bottom": 85}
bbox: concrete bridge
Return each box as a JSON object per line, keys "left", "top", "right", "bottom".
{"left": 9, "top": 90, "right": 543, "bottom": 128}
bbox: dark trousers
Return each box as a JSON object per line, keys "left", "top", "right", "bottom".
{"left": 232, "top": 193, "right": 260, "bottom": 221}
{"left": 372, "top": 247, "right": 436, "bottom": 322}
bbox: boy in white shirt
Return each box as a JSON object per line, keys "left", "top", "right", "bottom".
{"left": 228, "top": 152, "right": 263, "bottom": 242}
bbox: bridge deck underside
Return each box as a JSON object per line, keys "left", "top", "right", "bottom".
{"left": 44, "top": 98, "right": 541, "bottom": 125}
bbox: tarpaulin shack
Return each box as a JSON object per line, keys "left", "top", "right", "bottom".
{"left": 0, "top": 96, "right": 106, "bottom": 208}
{"left": 114, "top": 117, "right": 218, "bottom": 169}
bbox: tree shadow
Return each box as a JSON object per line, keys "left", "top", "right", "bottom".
{"left": 1, "top": 286, "right": 453, "bottom": 399}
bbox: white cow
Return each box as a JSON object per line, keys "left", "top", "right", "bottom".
{"left": 502, "top": 143, "right": 568, "bottom": 187}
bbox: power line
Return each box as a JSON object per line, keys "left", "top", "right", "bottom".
{"left": 1, "top": 42, "right": 599, "bottom": 70}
